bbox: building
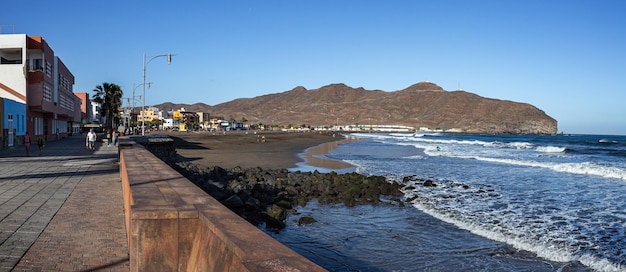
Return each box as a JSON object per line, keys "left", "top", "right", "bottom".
{"left": 74, "top": 92, "right": 93, "bottom": 124}
{"left": 0, "top": 97, "right": 26, "bottom": 148}
{"left": 0, "top": 34, "right": 81, "bottom": 145}
{"left": 138, "top": 106, "right": 160, "bottom": 124}
{"left": 197, "top": 111, "right": 210, "bottom": 128}
{"left": 91, "top": 101, "right": 101, "bottom": 123}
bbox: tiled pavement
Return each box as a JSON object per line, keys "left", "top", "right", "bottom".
{"left": 0, "top": 135, "right": 129, "bottom": 271}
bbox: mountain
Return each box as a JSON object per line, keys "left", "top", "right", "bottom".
{"left": 154, "top": 82, "right": 557, "bottom": 134}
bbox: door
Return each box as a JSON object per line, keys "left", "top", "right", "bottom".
{"left": 7, "top": 114, "right": 14, "bottom": 147}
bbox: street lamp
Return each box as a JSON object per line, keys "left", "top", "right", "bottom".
{"left": 124, "top": 82, "right": 149, "bottom": 133}
{"left": 132, "top": 82, "right": 150, "bottom": 133}
{"left": 123, "top": 96, "right": 141, "bottom": 130}
{"left": 142, "top": 53, "right": 174, "bottom": 136}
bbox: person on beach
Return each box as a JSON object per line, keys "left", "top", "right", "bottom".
{"left": 86, "top": 129, "right": 97, "bottom": 151}
{"left": 36, "top": 137, "right": 45, "bottom": 156}
{"left": 23, "top": 132, "right": 31, "bottom": 156}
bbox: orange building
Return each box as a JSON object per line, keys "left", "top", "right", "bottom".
{"left": 74, "top": 92, "right": 93, "bottom": 124}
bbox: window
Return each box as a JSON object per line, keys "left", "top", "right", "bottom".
{"left": 43, "top": 84, "right": 53, "bottom": 102}
{"left": 34, "top": 117, "right": 44, "bottom": 135}
{"left": 45, "top": 60, "right": 52, "bottom": 78}
{"left": 59, "top": 94, "right": 74, "bottom": 111}
{"left": 0, "top": 48, "right": 22, "bottom": 64}
{"left": 29, "top": 59, "right": 43, "bottom": 70}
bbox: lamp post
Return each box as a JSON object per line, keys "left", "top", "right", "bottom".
{"left": 124, "top": 83, "right": 145, "bottom": 134}
{"left": 142, "top": 53, "right": 174, "bottom": 136}
{"left": 124, "top": 97, "right": 139, "bottom": 130}
{"left": 132, "top": 82, "right": 150, "bottom": 133}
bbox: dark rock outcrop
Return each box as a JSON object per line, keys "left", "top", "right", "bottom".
{"left": 141, "top": 139, "right": 404, "bottom": 229}
{"left": 171, "top": 161, "right": 404, "bottom": 229}
{"left": 298, "top": 216, "right": 317, "bottom": 225}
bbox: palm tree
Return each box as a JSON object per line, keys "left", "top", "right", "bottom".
{"left": 92, "top": 82, "right": 123, "bottom": 132}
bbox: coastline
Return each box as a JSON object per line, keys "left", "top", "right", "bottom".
{"left": 292, "top": 138, "right": 356, "bottom": 173}
{"left": 159, "top": 130, "right": 353, "bottom": 170}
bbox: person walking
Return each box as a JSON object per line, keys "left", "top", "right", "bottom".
{"left": 106, "top": 129, "right": 112, "bottom": 147}
{"left": 112, "top": 129, "right": 119, "bottom": 146}
{"left": 36, "top": 137, "right": 45, "bottom": 156}
{"left": 86, "top": 129, "right": 97, "bottom": 151}
{"left": 23, "top": 131, "right": 31, "bottom": 156}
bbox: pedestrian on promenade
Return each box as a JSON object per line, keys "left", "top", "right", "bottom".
{"left": 23, "top": 132, "right": 31, "bottom": 156}
{"left": 86, "top": 129, "right": 97, "bottom": 151}
{"left": 112, "top": 129, "right": 119, "bottom": 146}
{"left": 36, "top": 137, "right": 45, "bottom": 156}
{"left": 106, "top": 129, "right": 112, "bottom": 147}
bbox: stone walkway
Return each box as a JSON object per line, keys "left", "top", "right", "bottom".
{"left": 0, "top": 135, "right": 129, "bottom": 271}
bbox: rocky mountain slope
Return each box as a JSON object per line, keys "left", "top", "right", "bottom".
{"left": 156, "top": 82, "right": 557, "bottom": 134}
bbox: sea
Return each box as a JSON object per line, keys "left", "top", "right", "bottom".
{"left": 265, "top": 133, "right": 626, "bottom": 272}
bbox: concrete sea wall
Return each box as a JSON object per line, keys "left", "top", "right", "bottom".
{"left": 118, "top": 138, "right": 326, "bottom": 271}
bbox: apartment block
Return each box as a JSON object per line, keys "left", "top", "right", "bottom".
{"left": 0, "top": 34, "right": 82, "bottom": 146}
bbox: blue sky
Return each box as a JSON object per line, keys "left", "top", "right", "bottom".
{"left": 3, "top": 1, "right": 625, "bottom": 135}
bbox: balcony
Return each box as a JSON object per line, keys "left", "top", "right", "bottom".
{"left": 28, "top": 70, "right": 43, "bottom": 84}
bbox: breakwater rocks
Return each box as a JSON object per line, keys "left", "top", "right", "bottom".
{"left": 138, "top": 136, "right": 404, "bottom": 229}
{"left": 172, "top": 161, "right": 404, "bottom": 229}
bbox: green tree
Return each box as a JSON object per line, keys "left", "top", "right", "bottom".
{"left": 149, "top": 119, "right": 163, "bottom": 128}
{"left": 92, "top": 82, "right": 123, "bottom": 132}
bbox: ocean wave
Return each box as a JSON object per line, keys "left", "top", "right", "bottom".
{"left": 462, "top": 156, "right": 626, "bottom": 180}
{"left": 404, "top": 135, "right": 557, "bottom": 152}
{"left": 349, "top": 133, "right": 397, "bottom": 141}
{"left": 411, "top": 132, "right": 443, "bottom": 137}
{"left": 399, "top": 178, "right": 625, "bottom": 272}
{"left": 406, "top": 200, "right": 625, "bottom": 272}
{"left": 599, "top": 139, "right": 619, "bottom": 144}
{"left": 535, "top": 145, "right": 567, "bottom": 153}
{"left": 505, "top": 141, "right": 535, "bottom": 149}
{"left": 352, "top": 133, "right": 625, "bottom": 179}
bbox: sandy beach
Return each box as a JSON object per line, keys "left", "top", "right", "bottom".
{"left": 157, "top": 130, "right": 353, "bottom": 170}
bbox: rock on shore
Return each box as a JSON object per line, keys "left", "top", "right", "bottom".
{"left": 172, "top": 161, "right": 404, "bottom": 229}
{"left": 141, "top": 138, "right": 404, "bottom": 229}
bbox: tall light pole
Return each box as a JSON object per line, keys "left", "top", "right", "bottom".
{"left": 142, "top": 53, "right": 174, "bottom": 136}
{"left": 131, "top": 82, "right": 150, "bottom": 132}
{"left": 125, "top": 82, "right": 148, "bottom": 134}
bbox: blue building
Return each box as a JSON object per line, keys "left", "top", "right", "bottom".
{"left": 1, "top": 97, "right": 27, "bottom": 148}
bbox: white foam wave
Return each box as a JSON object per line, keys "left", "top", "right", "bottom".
{"left": 411, "top": 132, "right": 443, "bottom": 137}
{"left": 407, "top": 200, "right": 574, "bottom": 263}
{"left": 343, "top": 160, "right": 366, "bottom": 173}
{"left": 467, "top": 156, "right": 626, "bottom": 180}
{"left": 506, "top": 141, "right": 535, "bottom": 149}
{"left": 407, "top": 200, "right": 625, "bottom": 272}
{"left": 405, "top": 136, "right": 534, "bottom": 151}
{"left": 404, "top": 135, "right": 565, "bottom": 154}
{"left": 350, "top": 133, "right": 398, "bottom": 141}
{"left": 355, "top": 133, "right": 625, "bottom": 180}
{"left": 536, "top": 146, "right": 567, "bottom": 153}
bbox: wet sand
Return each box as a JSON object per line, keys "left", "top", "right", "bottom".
{"left": 158, "top": 130, "right": 353, "bottom": 170}
{"left": 297, "top": 138, "right": 354, "bottom": 170}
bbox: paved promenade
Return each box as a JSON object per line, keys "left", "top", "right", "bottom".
{"left": 0, "top": 135, "right": 129, "bottom": 271}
